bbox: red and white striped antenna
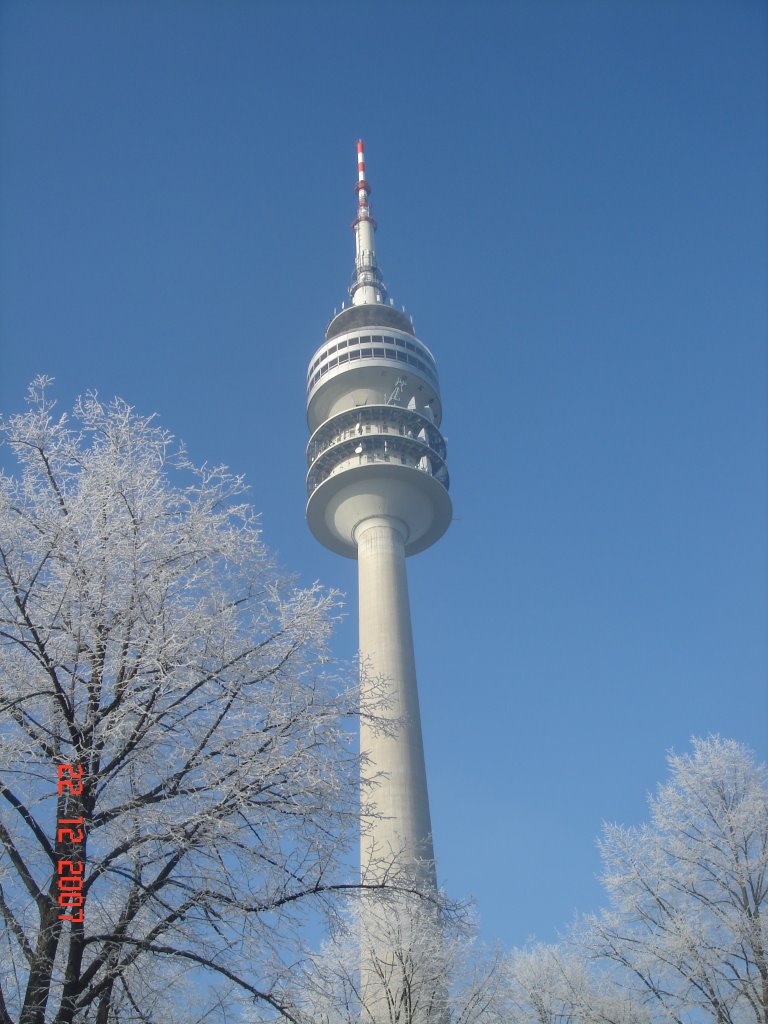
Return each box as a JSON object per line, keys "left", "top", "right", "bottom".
{"left": 350, "top": 139, "right": 385, "bottom": 304}
{"left": 354, "top": 138, "right": 375, "bottom": 226}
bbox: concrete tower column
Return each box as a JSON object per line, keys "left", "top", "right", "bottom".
{"left": 355, "top": 516, "right": 436, "bottom": 885}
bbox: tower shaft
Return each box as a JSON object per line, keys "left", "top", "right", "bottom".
{"left": 357, "top": 517, "right": 436, "bottom": 886}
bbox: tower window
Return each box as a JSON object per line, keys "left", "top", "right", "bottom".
{"left": 395, "top": 338, "right": 405, "bottom": 347}
{"left": 386, "top": 350, "right": 396, "bottom": 359}
{"left": 361, "top": 348, "right": 372, "bottom": 358}
{"left": 373, "top": 348, "right": 384, "bottom": 357}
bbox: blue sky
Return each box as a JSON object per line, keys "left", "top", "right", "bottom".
{"left": 1, "top": 0, "right": 766, "bottom": 949}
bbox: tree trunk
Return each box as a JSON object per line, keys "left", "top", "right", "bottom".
{"left": 20, "top": 898, "right": 62, "bottom": 1024}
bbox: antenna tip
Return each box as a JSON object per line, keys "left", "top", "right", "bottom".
{"left": 357, "top": 139, "right": 364, "bottom": 152}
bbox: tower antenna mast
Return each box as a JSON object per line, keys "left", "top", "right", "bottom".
{"left": 350, "top": 139, "right": 386, "bottom": 305}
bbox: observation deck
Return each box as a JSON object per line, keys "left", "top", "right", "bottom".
{"left": 305, "top": 306, "right": 451, "bottom": 559}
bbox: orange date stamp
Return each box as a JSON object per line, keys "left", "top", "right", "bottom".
{"left": 56, "top": 764, "right": 85, "bottom": 923}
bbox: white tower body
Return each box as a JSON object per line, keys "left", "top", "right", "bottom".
{"left": 305, "top": 142, "right": 451, "bottom": 891}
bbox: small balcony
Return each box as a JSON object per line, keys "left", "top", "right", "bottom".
{"left": 307, "top": 432, "right": 449, "bottom": 497}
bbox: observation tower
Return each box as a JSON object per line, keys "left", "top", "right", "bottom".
{"left": 305, "top": 142, "right": 451, "bottom": 887}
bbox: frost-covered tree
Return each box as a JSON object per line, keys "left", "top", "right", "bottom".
{"left": 502, "top": 737, "right": 767, "bottom": 1024}
{"left": 292, "top": 893, "right": 506, "bottom": 1024}
{"left": 502, "top": 944, "right": 648, "bottom": 1024}
{"left": 0, "top": 380, "right": 386, "bottom": 1024}
{"left": 579, "top": 736, "right": 768, "bottom": 1024}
